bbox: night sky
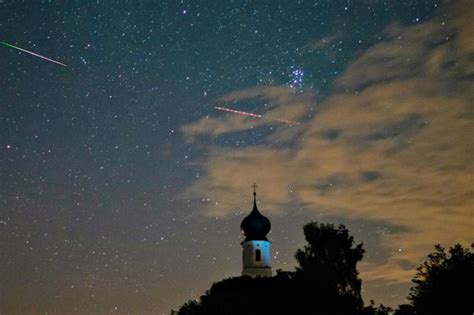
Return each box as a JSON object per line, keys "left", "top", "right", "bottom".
{"left": 1, "top": 1, "right": 473, "bottom": 314}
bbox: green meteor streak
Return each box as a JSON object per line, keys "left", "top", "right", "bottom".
{"left": 1, "top": 41, "right": 67, "bottom": 67}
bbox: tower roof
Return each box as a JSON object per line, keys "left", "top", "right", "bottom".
{"left": 240, "top": 184, "right": 271, "bottom": 241}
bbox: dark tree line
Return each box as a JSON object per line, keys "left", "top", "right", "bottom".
{"left": 173, "top": 222, "right": 473, "bottom": 315}
{"left": 406, "top": 243, "right": 473, "bottom": 315}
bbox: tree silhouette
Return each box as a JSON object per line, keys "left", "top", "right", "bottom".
{"left": 294, "top": 222, "right": 365, "bottom": 313}
{"left": 393, "top": 304, "right": 415, "bottom": 315}
{"left": 363, "top": 300, "right": 393, "bottom": 315}
{"left": 174, "top": 221, "right": 367, "bottom": 315}
{"left": 174, "top": 221, "right": 473, "bottom": 315}
{"left": 407, "top": 243, "right": 473, "bottom": 315}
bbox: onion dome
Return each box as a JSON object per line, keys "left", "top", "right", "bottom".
{"left": 241, "top": 187, "right": 271, "bottom": 241}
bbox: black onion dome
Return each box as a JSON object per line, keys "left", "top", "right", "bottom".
{"left": 241, "top": 192, "right": 271, "bottom": 241}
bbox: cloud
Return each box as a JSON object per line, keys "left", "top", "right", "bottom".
{"left": 181, "top": 86, "right": 312, "bottom": 142}
{"left": 180, "top": 0, "right": 473, "bottom": 288}
{"left": 301, "top": 34, "right": 341, "bottom": 54}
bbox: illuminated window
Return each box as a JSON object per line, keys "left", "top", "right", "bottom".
{"left": 255, "top": 249, "right": 261, "bottom": 262}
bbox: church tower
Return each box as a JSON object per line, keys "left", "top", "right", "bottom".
{"left": 240, "top": 184, "right": 272, "bottom": 278}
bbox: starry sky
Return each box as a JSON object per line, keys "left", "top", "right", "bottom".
{"left": 1, "top": 1, "right": 473, "bottom": 314}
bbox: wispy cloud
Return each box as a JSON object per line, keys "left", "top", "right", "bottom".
{"left": 306, "top": 34, "right": 341, "bottom": 52}
{"left": 181, "top": 86, "right": 312, "bottom": 142}
{"left": 180, "top": 0, "right": 473, "bottom": 286}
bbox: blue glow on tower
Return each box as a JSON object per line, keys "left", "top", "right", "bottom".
{"left": 240, "top": 183, "right": 272, "bottom": 278}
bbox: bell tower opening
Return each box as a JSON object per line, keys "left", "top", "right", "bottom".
{"left": 255, "top": 249, "right": 261, "bottom": 262}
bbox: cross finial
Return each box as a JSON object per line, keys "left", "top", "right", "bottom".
{"left": 251, "top": 182, "right": 258, "bottom": 208}
{"left": 251, "top": 182, "right": 258, "bottom": 196}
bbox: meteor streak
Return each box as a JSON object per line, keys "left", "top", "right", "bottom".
{"left": 0, "top": 41, "right": 67, "bottom": 67}
{"left": 214, "top": 106, "right": 300, "bottom": 125}
{"left": 214, "top": 106, "right": 262, "bottom": 118}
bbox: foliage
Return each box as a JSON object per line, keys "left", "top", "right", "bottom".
{"left": 363, "top": 300, "right": 393, "bottom": 315}
{"left": 174, "top": 221, "right": 366, "bottom": 315}
{"left": 295, "top": 222, "right": 365, "bottom": 297}
{"left": 393, "top": 304, "right": 415, "bottom": 315}
{"left": 408, "top": 243, "right": 474, "bottom": 315}
{"left": 173, "top": 222, "right": 474, "bottom": 315}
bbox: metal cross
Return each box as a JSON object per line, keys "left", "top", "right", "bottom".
{"left": 251, "top": 182, "right": 258, "bottom": 194}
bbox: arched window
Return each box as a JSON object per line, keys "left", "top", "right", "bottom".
{"left": 255, "top": 249, "right": 261, "bottom": 262}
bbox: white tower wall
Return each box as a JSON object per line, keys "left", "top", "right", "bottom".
{"left": 242, "top": 240, "right": 272, "bottom": 277}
